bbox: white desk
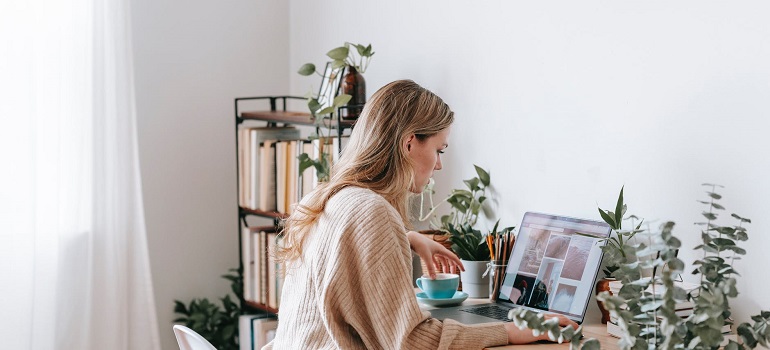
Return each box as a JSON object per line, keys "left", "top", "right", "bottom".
{"left": 417, "top": 291, "right": 619, "bottom": 350}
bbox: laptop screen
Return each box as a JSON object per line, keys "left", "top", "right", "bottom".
{"left": 496, "top": 212, "right": 611, "bottom": 322}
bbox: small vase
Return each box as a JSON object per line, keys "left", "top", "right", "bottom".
{"left": 595, "top": 277, "right": 615, "bottom": 324}
{"left": 341, "top": 66, "right": 366, "bottom": 120}
{"left": 460, "top": 260, "right": 490, "bottom": 298}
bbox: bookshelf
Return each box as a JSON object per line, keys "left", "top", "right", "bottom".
{"left": 234, "top": 96, "right": 356, "bottom": 314}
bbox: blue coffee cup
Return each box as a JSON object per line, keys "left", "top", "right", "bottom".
{"left": 415, "top": 273, "right": 459, "bottom": 299}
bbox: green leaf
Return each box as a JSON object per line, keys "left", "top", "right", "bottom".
{"left": 354, "top": 43, "right": 366, "bottom": 56}
{"left": 464, "top": 178, "right": 480, "bottom": 191}
{"left": 614, "top": 186, "right": 625, "bottom": 228}
{"left": 707, "top": 192, "right": 722, "bottom": 200}
{"left": 581, "top": 338, "right": 601, "bottom": 350}
{"left": 297, "top": 63, "right": 316, "bottom": 76}
{"left": 297, "top": 153, "right": 314, "bottom": 174}
{"left": 174, "top": 300, "right": 188, "bottom": 314}
{"left": 641, "top": 300, "right": 663, "bottom": 312}
{"left": 331, "top": 59, "right": 347, "bottom": 69}
{"left": 326, "top": 46, "right": 349, "bottom": 60}
{"left": 702, "top": 212, "right": 717, "bottom": 220}
{"left": 474, "top": 165, "right": 490, "bottom": 187}
{"left": 598, "top": 208, "right": 616, "bottom": 229}
{"left": 307, "top": 98, "right": 321, "bottom": 114}
{"left": 738, "top": 324, "right": 758, "bottom": 348}
{"left": 317, "top": 106, "right": 335, "bottom": 116}
{"left": 333, "top": 93, "right": 352, "bottom": 107}
{"left": 221, "top": 324, "right": 235, "bottom": 340}
{"left": 731, "top": 213, "right": 752, "bottom": 223}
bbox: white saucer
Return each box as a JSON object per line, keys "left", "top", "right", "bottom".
{"left": 415, "top": 291, "right": 469, "bottom": 307}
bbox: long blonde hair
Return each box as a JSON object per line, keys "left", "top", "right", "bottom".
{"left": 276, "top": 79, "right": 454, "bottom": 263}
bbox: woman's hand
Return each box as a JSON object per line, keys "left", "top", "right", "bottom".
{"left": 406, "top": 231, "right": 464, "bottom": 278}
{"left": 504, "top": 314, "right": 579, "bottom": 344}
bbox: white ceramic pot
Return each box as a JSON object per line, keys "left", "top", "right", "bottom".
{"left": 460, "top": 260, "right": 490, "bottom": 298}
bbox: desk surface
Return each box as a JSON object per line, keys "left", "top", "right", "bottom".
{"left": 417, "top": 291, "right": 619, "bottom": 350}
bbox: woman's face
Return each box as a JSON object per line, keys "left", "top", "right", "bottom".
{"left": 406, "top": 127, "right": 450, "bottom": 193}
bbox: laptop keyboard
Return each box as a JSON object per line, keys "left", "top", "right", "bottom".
{"left": 459, "top": 305, "right": 512, "bottom": 321}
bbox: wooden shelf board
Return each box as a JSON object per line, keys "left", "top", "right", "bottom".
{"left": 239, "top": 110, "right": 356, "bottom": 128}
{"left": 244, "top": 300, "right": 278, "bottom": 314}
{"left": 240, "top": 207, "right": 288, "bottom": 220}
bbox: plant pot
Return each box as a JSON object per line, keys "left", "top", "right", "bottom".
{"left": 459, "top": 260, "right": 490, "bottom": 298}
{"left": 340, "top": 66, "right": 366, "bottom": 120}
{"left": 595, "top": 277, "right": 615, "bottom": 324}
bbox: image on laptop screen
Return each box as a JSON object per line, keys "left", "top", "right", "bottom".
{"left": 497, "top": 212, "right": 611, "bottom": 321}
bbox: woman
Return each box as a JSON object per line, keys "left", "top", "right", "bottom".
{"left": 266, "top": 80, "right": 576, "bottom": 349}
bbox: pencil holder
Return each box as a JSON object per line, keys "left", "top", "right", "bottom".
{"left": 485, "top": 262, "right": 507, "bottom": 300}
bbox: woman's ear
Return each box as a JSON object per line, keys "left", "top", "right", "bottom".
{"left": 404, "top": 134, "right": 415, "bottom": 153}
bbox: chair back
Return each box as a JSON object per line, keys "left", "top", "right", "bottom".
{"left": 173, "top": 325, "right": 218, "bottom": 350}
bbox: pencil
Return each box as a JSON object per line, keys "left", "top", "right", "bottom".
{"left": 486, "top": 235, "right": 495, "bottom": 261}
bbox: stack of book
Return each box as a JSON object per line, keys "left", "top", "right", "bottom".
{"left": 237, "top": 126, "right": 300, "bottom": 210}
{"left": 606, "top": 280, "right": 736, "bottom": 345}
{"left": 242, "top": 225, "right": 285, "bottom": 310}
{"left": 239, "top": 125, "right": 347, "bottom": 215}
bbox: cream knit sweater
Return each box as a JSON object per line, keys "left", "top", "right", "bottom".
{"left": 263, "top": 186, "right": 508, "bottom": 350}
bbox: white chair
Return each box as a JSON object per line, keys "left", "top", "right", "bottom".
{"left": 173, "top": 325, "right": 218, "bottom": 350}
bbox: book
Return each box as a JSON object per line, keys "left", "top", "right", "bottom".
{"left": 286, "top": 140, "right": 296, "bottom": 214}
{"left": 258, "top": 141, "right": 277, "bottom": 212}
{"left": 252, "top": 317, "right": 278, "bottom": 349}
{"left": 274, "top": 141, "right": 288, "bottom": 214}
{"left": 267, "top": 231, "right": 279, "bottom": 309}
{"left": 238, "top": 314, "right": 278, "bottom": 350}
{"left": 242, "top": 225, "right": 254, "bottom": 302}
{"left": 242, "top": 226, "right": 276, "bottom": 304}
{"left": 238, "top": 128, "right": 248, "bottom": 207}
{"left": 259, "top": 229, "right": 268, "bottom": 304}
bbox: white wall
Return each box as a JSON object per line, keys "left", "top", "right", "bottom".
{"left": 289, "top": 0, "right": 770, "bottom": 332}
{"left": 131, "top": 0, "right": 288, "bottom": 349}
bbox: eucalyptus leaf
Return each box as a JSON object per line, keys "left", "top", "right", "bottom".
{"left": 731, "top": 213, "right": 752, "bottom": 223}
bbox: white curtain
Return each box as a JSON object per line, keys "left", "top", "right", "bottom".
{"left": 0, "top": 0, "right": 161, "bottom": 348}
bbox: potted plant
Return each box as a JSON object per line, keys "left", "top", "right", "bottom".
{"left": 173, "top": 269, "right": 243, "bottom": 350}
{"left": 298, "top": 42, "right": 374, "bottom": 119}
{"left": 295, "top": 42, "right": 374, "bottom": 182}
{"left": 419, "top": 165, "right": 507, "bottom": 297}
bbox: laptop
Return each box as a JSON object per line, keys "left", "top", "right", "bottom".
{"left": 427, "top": 212, "right": 611, "bottom": 325}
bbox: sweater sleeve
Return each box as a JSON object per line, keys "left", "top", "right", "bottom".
{"left": 319, "top": 192, "right": 508, "bottom": 350}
